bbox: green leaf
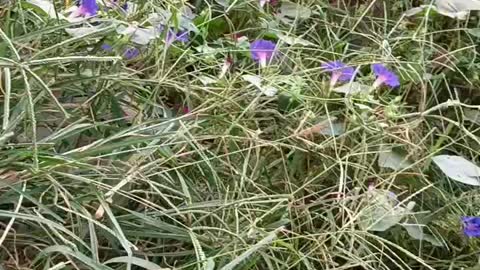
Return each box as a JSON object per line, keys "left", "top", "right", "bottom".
{"left": 358, "top": 190, "right": 411, "bottom": 232}
{"left": 432, "top": 155, "right": 480, "bottom": 186}
{"left": 401, "top": 224, "right": 443, "bottom": 247}
{"left": 378, "top": 148, "right": 412, "bottom": 170}
{"left": 24, "top": 0, "right": 65, "bottom": 19}
{"left": 333, "top": 82, "right": 370, "bottom": 95}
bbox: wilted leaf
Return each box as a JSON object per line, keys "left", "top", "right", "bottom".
{"left": 358, "top": 189, "right": 410, "bottom": 232}
{"left": 298, "top": 117, "right": 345, "bottom": 137}
{"left": 378, "top": 148, "right": 412, "bottom": 170}
{"left": 402, "top": 224, "right": 443, "bottom": 247}
{"left": 0, "top": 170, "right": 20, "bottom": 188}
{"left": 432, "top": 155, "right": 480, "bottom": 186}
{"left": 333, "top": 82, "right": 370, "bottom": 95}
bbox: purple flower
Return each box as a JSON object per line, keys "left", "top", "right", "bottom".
{"left": 322, "top": 60, "right": 356, "bottom": 87}
{"left": 177, "top": 31, "right": 190, "bottom": 43}
{"left": 462, "top": 216, "right": 480, "bottom": 237}
{"left": 168, "top": 30, "right": 189, "bottom": 44}
{"left": 101, "top": 44, "right": 113, "bottom": 52}
{"left": 158, "top": 25, "right": 190, "bottom": 46}
{"left": 250, "top": 39, "right": 277, "bottom": 67}
{"left": 372, "top": 64, "right": 400, "bottom": 88}
{"left": 70, "top": 0, "right": 99, "bottom": 18}
{"left": 123, "top": 47, "right": 140, "bottom": 59}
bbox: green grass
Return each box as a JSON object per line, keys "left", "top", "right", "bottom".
{"left": 1, "top": 0, "right": 480, "bottom": 269}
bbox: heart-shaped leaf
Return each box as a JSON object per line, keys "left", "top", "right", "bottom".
{"left": 25, "top": 0, "right": 65, "bottom": 19}
{"left": 402, "top": 224, "right": 443, "bottom": 247}
{"left": 358, "top": 189, "right": 411, "bottom": 232}
{"left": 333, "top": 82, "right": 370, "bottom": 95}
{"left": 378, "top": 148, "right": 412, "bottom": 170}
{"left": 464, "top": 108, "right": 480, "bottom": 124}
{"left": 435, "top": 0, "right": 480, "bottom": 19}
{"left": 432, "top": 155, "right": 480, "bottom": 186}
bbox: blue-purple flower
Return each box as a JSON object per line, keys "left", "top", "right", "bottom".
{"left": 123, "top": 47, "right": 140, "bottom": 59}
{"left": 322, "top": 60, "right": 356, "bottom": 87}
{"left": 250, "top": 39, "right": 277, "bottom": 67}
{"left": 372, "top": 64, "right": 400, "bottom": 88}
{"left": 168, "top": 30, "right": 189, "bottom": 44}
{"left": 158, "top": 26, "right": 190, "bottom": 46}
{"left": 462, "top": 216, "right": 480, "bottom": 237}
{"left": 101, "top": 44, "right": 113, "bottom": 52}
{"left": 101, "top": 44, "right": 139, "bottom": 60}
{"left": 69, "top": 0, "right": 99, "bottom": 18}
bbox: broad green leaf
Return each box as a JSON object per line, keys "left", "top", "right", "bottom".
{"left": 464, "top": 108, "right": 480, "bottom": 124}
{"left": 333, "top": 82, "right": 370, "bottom": 95}
{"left": 242, "top": 75, "right": 262, "bottom": 88}
{"left": 358, "top": 189, "right": 410, "bottom": 232}
{"left": 242, "top": 75, "right": 278, "bottom": 96}
{"left": 276, "top": 33, "right": 314, "bottom": 46}
{"left": 432, "top": 155, "right": 480, "bottom": 186}
{"left": 298, "top": 117, "right": 345, "bottom": 137}
{"left": 435, "top": 0, "right": 480, "bottom": 19}
{"left": 467, "top": 29, "right": 480, "bottom": 37}
{"left": 378, "top": 148, "right": 412, "bottom": 170}
{"left": 116, "top": 25, "right": 158, "bottom": 45}
{"left": 198, "top": 75, "right": 218, "bottom": 86}
{"left": 25, "top": 0, "right": 65, "bottom": 19}
{"left": 65, "top": 26, "right": 104, "bottom": 37}
{"left": 279, "top": 2, "right": 311, "bottom": 19}
{"left": 402, "top": 224, "right": 443, "bottom": 247}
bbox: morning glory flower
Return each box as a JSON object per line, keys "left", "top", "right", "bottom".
{"left": 158, "top": 25, "right": 190, "bottom": 46}
{"left": 101, "top": 44, "right": 113, "bottom": 52}
{"left": 322, "top": 60, "right": 356, "bottom": 87}
{"left": 462, "top": 216, "right": 480, "bottom": 237}
{"left": 250, "top": 39, "right": 277, "bottom": 68}
{"left": 168, "top": 30, "right": 189, "bottom": 44}
{"left": 69, "top": 0, "right": 99, "bottom": 18}
{"left": 372, "top": 63, "right": 400, "bottom": 88}
{"left": 123, "top": 47, "right": 140, "bottom": 59}
{"left": 101, "top": 44, "right": 139, "bottom": 60}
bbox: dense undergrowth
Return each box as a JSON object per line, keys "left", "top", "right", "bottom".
{"left": 1, "top": 0, "right": 480, "bottom": 269}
